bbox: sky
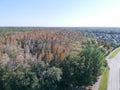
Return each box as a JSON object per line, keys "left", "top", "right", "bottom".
{"left": 0, "top": 0, "right": 120, "bottom": 27}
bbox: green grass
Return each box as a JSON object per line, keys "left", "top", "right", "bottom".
{"left": 99, "top": 68, "right": 109, "bottom": 90}
{"left": 109, "top": 48, "right": 120, "bottom": 59}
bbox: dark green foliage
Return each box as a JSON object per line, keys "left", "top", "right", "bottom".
{"left": 0, "top": 61, "right": 62, "bottom": 90}
{"left": 40, "top": 67, "right": 62, "bottom": 90}
{"left": 0, "top": 45, "right": 106, "bottom": 90}
{"left": 3, "top": 63, "right": 39, "bottom": 90}
{"left": 31, "top": 61, "right": 62, "bottom": 90}
{"left": 60, "top": 54, "right": 84, "bottom": 89}
{"left": 0, "top": 63, "right": 7, "bottom": 90}
{"left": 60, "top": 45, "right": 106, "bottom": 89}
{"left": 80, "top": 45, "right": 105, "bottom": 85}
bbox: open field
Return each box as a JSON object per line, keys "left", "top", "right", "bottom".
{"left": 109, "top": 48, "right": 120, "bottom": 59}
{"left": 99, "top": 68, "right": 109, "bottom": 90}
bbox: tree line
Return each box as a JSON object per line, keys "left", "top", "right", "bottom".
{"left": 0, "top": 45, "right": 106, "bottom": 90}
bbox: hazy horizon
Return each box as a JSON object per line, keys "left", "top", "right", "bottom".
{"left": 0, "top": 0, "right": 120, "bottom": 27}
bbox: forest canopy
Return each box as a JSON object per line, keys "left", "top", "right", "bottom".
{"left": 0, "top": 29, "right": 108, "bottom": 90}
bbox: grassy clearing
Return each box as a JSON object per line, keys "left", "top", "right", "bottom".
{"left": 99, "top": 68, "right": 109, "bottom": 90}
{"left": 109, "top": 48, "right": 120, "bottom": 59}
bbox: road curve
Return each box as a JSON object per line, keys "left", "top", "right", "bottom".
{"left": 106, "top": 50, "right": 120, "bottom": 90}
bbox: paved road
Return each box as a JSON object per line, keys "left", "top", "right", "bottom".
{"left": 107, "top": 51, "right": 120, "bottom": 90}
